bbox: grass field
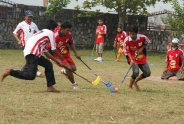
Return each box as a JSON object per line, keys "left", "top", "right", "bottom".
{"left": 0, "top": 50, "right": 184, "bottom": 124}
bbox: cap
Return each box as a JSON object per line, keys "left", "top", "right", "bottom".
{"left": 25, "top": 10, "right": 33, "bottom": 16}
{"left": 172, "top": 38, "right": 179, "bottom": 43}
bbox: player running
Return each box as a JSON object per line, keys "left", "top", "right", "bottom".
{"left": 1, "top": 20, "right": 67, "bottom": 92}
{"left": 124, "top": 25, "right": 151, "bottom": 91}
{"left": 47, "top": 21, "right": 81, "bottom": 89}
{"left": 113, "top": 26, "right": 128, "bottom": 62}
{"left": 161, "top": 38, "right": 184, "bottom": 80}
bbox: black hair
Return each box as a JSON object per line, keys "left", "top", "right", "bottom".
{"left": 117, "top": 26, "right": 122, "bottom": 29}
{"left": 61, "top": 21, "right": 72, "bottom": 29}
{"left": 128, "top": 25, "right": 138, "bottom": 34}
{"left": 98, "top": 18, "right": 104, "bottom": 22}
{"left": 57, "top": 20, "right": 62, "bottom": 23}
{"left": 45, "top": 20, "right": 57, "bottom": 30}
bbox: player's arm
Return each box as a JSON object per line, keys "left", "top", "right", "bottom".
{"left": 124, "top": 40, "right": 134, "bottom": 65}
{"left": 70, "top": 43, "right": 80, "bottom": 59}
{"left": 113, "top": 35, "right": 118, "bottom": 48}
{"left": 163, "top": 53, "right": 169, "bottom": 74}
{"left": 43, "top": 51, "right": 62, "bottom": 67}
{"left": 137, "top": 36, "right": 150, "bottom": 55}
{"left": 13, "top": 23, "right": 22, "bottom": 45}
{"left": 179, "top": 53, "right": 184, "bottom": 73}
{"left": 13, "top": 33, "right": 21, "bottom": 45}
{"left": 137, "top": 45, "right": 147, "bottom": 55}
{"left": 49, "top": 34, "right": 67, "bottom": 65}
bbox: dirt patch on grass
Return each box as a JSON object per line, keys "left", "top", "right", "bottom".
{"left": 146, "top": 76, "right": 184, "bottom": 83}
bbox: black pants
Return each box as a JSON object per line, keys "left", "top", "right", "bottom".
{"left": 10, "top": 54, "right": 56, "bottom": 87}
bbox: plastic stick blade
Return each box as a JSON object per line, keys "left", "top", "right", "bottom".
{"left": 105, "top": 81, "right": 112, "bottom": 88}
{"left": 87, "top": 56, "right": 93, "bottom": 60}
{"left": 110, "top": 87, "right": 115, "bottom": 93}
{"left": 92, "top": 76, "right": 100, "bottom": 86}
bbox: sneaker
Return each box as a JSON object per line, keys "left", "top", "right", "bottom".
{"left": 36, "top": 71, "right": 42, "bottom": 76}
{"left": 94, "top": 57, "right": 102, "bottom": 61}
{"left": 72, "top": 83, "right": 80, "bottom": 89}
{"left": 98, "top": 57, "right": 102, "bottom": 61}
{"left": 61, "top": 68, "right": 66, "bottom": 74}
{"left": 94, "top": 57, "right": 100, "bottom": 61}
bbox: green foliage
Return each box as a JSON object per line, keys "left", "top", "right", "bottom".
{"left": 45, "top": 0, "right": 71, "bottom": 15}
{"left": 75, "top": 0, "right": 172, "bottom": 27}
{"left": 163, "top": 0, "right": 184, "bottom": 33}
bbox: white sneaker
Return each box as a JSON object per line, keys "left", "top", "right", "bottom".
{"left": 61, "top": 68, "right": 66, "bottom": 74}
{"left": 72, "top": 83, "right": 80, "bottom": 89}
{"left": 94, "top": 57, "right": 100, "bottom": 61}
{"left": 98, "top": 57, "right": 102, "bottom": 61}
{"left": 36, "top": 71, "right": 42, "bottom": 76}
{"left": 94, "top": 57, "right": 102, "bottom": 61}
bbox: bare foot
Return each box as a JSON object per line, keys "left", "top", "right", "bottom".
{"left": 1, "top": 69, "right": 10, "bottom": 82}
{"left": 47, "top": 86, "right": 60, "bottom": 93}
{"left": 128, "top": 87, "right": 133, "bottom": 91}
{"left": 134, "top": 83, "right": 140, "bottom": 91}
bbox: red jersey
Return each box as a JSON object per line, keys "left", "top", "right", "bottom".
{"left": 95, "top": 25, "right": 107, "bottom": 43}
{"left": 114, "top": 31, "right": 128, "bottom": 48}
{"left": 54, "top": 32, "right": 73, "bottom": 58}
{"left": 166, "top": 49, "right": 184, "bottom": 71}
{"left": 124, "top": 34, "right": 150, "bottom": 64}
{"left": 54, "top": 27, "right": 60, "bottom": 37}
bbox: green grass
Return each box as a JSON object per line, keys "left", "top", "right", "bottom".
{"left": 0, "top": 50, "right": 184, "bottom": 124}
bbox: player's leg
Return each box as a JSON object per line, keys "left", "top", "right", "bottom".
{"left": 1, "top": 54, "right": 38, "bottom": 82}
{"left": 129, "top": 64, "right": 139, "bottom": 91}
{"left": 175, "top": 71, "right": 184, "bottom": 80}
{"left": 99, "top": 43, "right": 104, "bottom": 60}
{"left": 134, "top": 64, "right": 151, "bottom": 90}
{"left": 116, "top": 42, "right": 120, "bottom": 51}
{"left": 64, "top": 57, "right": 79, "bottom": 89}
{"left": 161, "top": 70, "right": 175, "bottom": 79}
{"left": 37, "top": 56, "right": 59, "bottom": 92}
{"left": 116, "top": 48, "right": 123, "bottom": 62}
{"left": 94, "top": 43, "right": 100, "bottom": 60}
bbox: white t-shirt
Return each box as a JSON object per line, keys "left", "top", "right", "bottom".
{"left": 24, "top": 29, "right": 56, "bottom": 57}
{"left": 13, "top": 20, "right": 39, "bottom": 46}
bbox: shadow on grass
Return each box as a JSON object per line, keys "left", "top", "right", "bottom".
{"left": 140, "top": 89, "right": 168, "bottom": 93}
{"left": 33, "top": 88, "right": 93, "bottom": 94}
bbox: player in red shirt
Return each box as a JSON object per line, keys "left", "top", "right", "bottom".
{"left": 161, "top": 38, "right": 184, "bottom": 80}
{"left": 1, "top": 20, "right": 67, "bottom": 92}
{"left": 113, "top": 26, "right": 128, "bottom": 62}
{"left": 53, "top": 21, "right": 81, "bottom": 89}
{"left": 94, "top": 19, "right": 107, "bottom": 61}
{"left": 124, "top": 25, "right": 151, "bottom": 91}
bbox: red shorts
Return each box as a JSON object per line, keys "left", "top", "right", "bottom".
{"left": 53, "top": 55, "right": 75, "bottom": 65}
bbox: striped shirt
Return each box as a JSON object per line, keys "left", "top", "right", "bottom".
{"left": 24, "top": 29, "right": 56, "bottom": 57}
{"left": 13, "top": 20, "right": 39, "bottom": 46}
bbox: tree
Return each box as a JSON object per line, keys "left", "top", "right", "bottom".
{"left": 163, "top": 0, "right": 184, "bottom": 35}
{"left": 45, "top": 0, "right": 71, "bottom": 15}
{"left": 75, "top": 0, "right": 172, "bottom": 29}
{"left": 45, "top": 0, "right": 173, "bottom": 29}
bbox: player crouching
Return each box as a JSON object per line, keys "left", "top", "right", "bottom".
{"left": 161, "top": 38, "right": 184, "bottom": 80}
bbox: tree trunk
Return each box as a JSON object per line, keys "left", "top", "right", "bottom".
{"left": 117, "top": 4, "right": 127, "bottom": 30}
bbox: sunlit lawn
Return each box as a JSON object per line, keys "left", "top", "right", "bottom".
{"left": 0, "top": 50, "right": 184, "bottom": 124}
